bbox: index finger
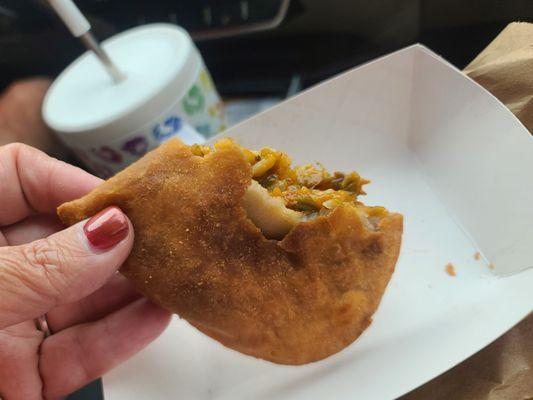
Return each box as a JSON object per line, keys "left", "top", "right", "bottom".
{"left": 0, "top": 143, "right": 102, "bottom": 226}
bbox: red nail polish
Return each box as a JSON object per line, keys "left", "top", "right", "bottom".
{"left": 84, "top": 207, "right": 129, "bottom": 250}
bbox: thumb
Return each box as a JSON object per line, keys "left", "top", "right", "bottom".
{"left": 0, "top": 207, "right": 134, "bottom": 329}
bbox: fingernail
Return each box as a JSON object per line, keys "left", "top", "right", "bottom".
{"left": 84, "top": 206, "right": 129, "bottom": 250}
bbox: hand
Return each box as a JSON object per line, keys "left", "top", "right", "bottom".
{"left": 0, "top": 144, "right": 171, "bottom": 400}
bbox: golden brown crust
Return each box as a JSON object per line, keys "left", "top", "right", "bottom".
{"left": 58, "top": 138, "right": 403, "bottom": 365}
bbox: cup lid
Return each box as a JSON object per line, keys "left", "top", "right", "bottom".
{"left": 43, "top": 23, "right": 200, "bottom": 141}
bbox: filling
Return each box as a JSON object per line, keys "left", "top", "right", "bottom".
{"left": 191, "top": 139, "right": 388, "bottom": 239}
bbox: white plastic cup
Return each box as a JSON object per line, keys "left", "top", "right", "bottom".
{"left": 43, "top": 24, "right": 226, "bottom": 178}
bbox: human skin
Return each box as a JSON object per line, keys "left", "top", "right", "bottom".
{"left": 0, "top": 143, "right": 171, "bottom": 399}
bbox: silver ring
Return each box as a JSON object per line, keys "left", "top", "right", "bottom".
{"left": 34, "top": 314, "right": 52, "bottom": 338}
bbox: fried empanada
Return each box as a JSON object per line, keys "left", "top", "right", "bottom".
{"left": 58, "top": 138, "right": 403, "bottom": 365}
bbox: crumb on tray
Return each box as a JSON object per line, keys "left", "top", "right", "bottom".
{"left": 474, "top": 252, "right": 481, "bottom": 261}
{"left": 445, "top": 263, "right": 456, "bottom": 277}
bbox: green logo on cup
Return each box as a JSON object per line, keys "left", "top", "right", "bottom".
{"left": 182, "top": 85, "right": 205, "bottom": 115}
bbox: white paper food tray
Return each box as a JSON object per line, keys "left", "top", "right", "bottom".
{"left": 104, "top": 45, "right": 533, "bottom": 400}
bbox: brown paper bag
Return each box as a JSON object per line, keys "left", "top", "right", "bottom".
{"left": 464, "top": 22, "right": 533, "bottom": 133}
{"left": 401, "top": 22, "right": 533, "bottom": 399}
{"left": 401, "top": 315, "right": 533, "bottom": 400}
